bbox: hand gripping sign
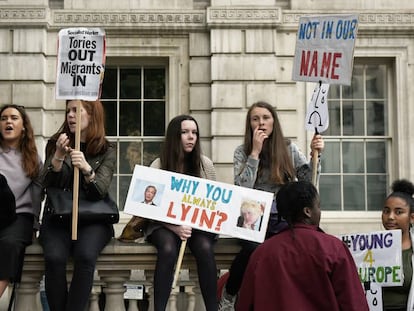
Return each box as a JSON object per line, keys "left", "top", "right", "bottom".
{"left": 55, "top": 28, "right": 106, "bottom": 101}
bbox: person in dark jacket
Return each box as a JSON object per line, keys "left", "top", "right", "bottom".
{"left": 39, "top": 99, "right": 116, "bottom": 311}
{"left": 236, "top": 181, "right": 369, "bottom": 311}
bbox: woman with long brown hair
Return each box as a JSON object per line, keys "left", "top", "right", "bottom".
{"left": 219, "top": 101, "right": 324, "bottom": 310}
{"left": 39, "top": 99, "right": 116, "bottom": 311}
{"left": 145, "top": 114, "right": 218, "bottom": 311}
{"left": 0, "top": 104, "right": 43, "bottom": 299}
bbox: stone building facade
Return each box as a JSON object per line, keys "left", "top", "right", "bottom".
{"left": 2, "top": 0, "right": 414, "bottom": 235}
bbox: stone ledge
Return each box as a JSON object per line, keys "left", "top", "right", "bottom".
{"left": 23, "top": 237, "right": 241, "bottom": 272}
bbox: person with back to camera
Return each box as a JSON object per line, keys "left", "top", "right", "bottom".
{"left": 0, "top": 104, "right": 43, "bottom": 300}
{"left": 39, "top": 99, "right": 116, "bottom": 311}
{"left": 145, "top": 114, "right": 218, "bottom": 311}
{"left": 236, "top": 180, "right": 369, "bottom": 311}
{"left": 218, "top": 101, "right": 324, "bottom": 310}
{"left": 381, "top": 179, "right": 414, "bottom": 311}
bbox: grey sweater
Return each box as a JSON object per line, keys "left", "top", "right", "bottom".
{"left": 234, "top": 142, "right": 320, "bottom": 200}
{"left": 0, "top": 147, "right": 43, "bottom": 223}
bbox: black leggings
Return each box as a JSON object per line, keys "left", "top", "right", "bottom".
{"left": 149, "top": 227, "right": 218, "bottom": 311}
{"left": 40, "top": 215, "right": 113, "bottom": 311}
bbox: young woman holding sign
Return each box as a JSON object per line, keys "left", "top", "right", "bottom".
{"left": 219, "top": 101, "right": 324, "bottom": 310}
{"left": 145, "top": 114, "right": 218, "bottom": 311}
{"left": 39, "top": 99, "right": 116, "bottom": 311}
{"left": 381, "top": 179, "right": 414, "bottom": 311}
{"left": 0, "top": 104, "right": 43, "bottom": 300}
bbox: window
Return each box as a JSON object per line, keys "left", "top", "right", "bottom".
{"left": 319, "top": 61, "right": 391, "bottom": 211}
{"left": 101, "top": 65, "right": 167, "bottom": 210}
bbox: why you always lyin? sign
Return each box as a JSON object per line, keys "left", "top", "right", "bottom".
{"left": 124, "top": 165, "right": 274, "bottom": 243}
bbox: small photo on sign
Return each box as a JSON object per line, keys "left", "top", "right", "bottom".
{"left": 131, "top": 179, "right": 165, "bottom": 207}
{"left": 236, "top": 199, "right": 265, "bottom": 231}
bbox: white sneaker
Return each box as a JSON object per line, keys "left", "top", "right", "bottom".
{"left": 218, "top": 287, "right": 236, "bottom": 311}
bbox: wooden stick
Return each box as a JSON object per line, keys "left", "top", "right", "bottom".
{"left": 172, "top": 240, "right": 187, "bottom": 289}
{"left": 311, "top": 128, "right": 320, "bottom": 187}
{"left": 311, "top": 149, "right": 319, "bottom": 187}
{"left": 71, "top": 100, "right": 82, "bottom": 240}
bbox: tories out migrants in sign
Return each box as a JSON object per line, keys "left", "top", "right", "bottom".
{"left": 124, "top": 165, "right": 273, "bottom": 243}
{"left": 55, "top": 28, "right": 105, "bottom": 100}
{"left": 292, "top": 15, "right": 358, "bottom": 85}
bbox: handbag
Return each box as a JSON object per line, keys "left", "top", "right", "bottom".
{"left": 118, "top": 215, "right": 148, "bottom": 242}
{"left": 0, "top": 173, "right": 16, "bottom": 230}
{"left": 47, "top": 187, "right": 119, "bottom": 224}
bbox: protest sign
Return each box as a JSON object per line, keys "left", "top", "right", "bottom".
{"left": 305, "top": 82, "right": 330, "bottom": 134}
{"left": 124, "top": 165, "right": 274, "bottom": 243}
{"left": 338, "top": 230, "right": 402, "bottom": 287}
{"left": 292, "top": 15, "right": 358, "bottom": 85}
{"left": 56, "top": 28, "right": 106, "bottom": 100}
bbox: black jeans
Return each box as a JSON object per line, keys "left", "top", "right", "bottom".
{"left": 148, "top": 227, "right": 218, "bottom": 311}
{"left": 40, "top": 215, "right": 113, "bottom": 311}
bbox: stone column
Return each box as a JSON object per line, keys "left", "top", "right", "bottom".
{"left": 14, "top": 271, "right": 43, "bottom": 311}
{"left": 99, "top": 270, "right": 130, "bottom": 311}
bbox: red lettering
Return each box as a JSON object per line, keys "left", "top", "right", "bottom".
{"left": 180, "top": 204, "right": 192, "bottom": 221}
{"left": 320, "top": 52, "right": 332, "bottom": 78}
{"left": 167, "top": 201, "right": 176, "bottom": 219}
{"left": 300, "top": 50, "right": 311, "bottom": 76}
{"left": 199, "top": 210, "right": 216, "bottom": 229}
{"left": 331, "top": 52, "right": 341, "bottom": 79}
{"left": 191, "top": 208, "right": 199, "bottom": 224}
{"left": 309, "top": 51, "right": 318, "bottom": 77}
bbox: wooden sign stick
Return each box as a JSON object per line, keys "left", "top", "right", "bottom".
{"left": 172, "top": 240, "right": 187, "bottom": 289}
{"left": 71, "top": 100, "right": 82, "bottom": 240}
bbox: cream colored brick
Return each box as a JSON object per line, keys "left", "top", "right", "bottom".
{"left": 26, "top": 110, "right": 43, "bottom": 136}
{"left": 211, "top": 110, "right": 246, "bottom": 136}
{"left": 275, "top": 31, "right": 296, "bottom": 56}
{"left": 0, "top": 30, "right": 11, "bottom": 53}
{"left": 0, "top": 55, "right": 45, "bottom": 80}
{"left": 211, "top": 83, "right": 244, "bottom": 108}
{"left": 212, "top": 55, "right": 277, "bottom": 80}
{"left": 13, "top": 29, "right": 46, "bottom": 53}
{"left": 189, "top": 33, "right": 210, "bottom": 57}
{"left": 276, "top": 57, "right": 294, "bottom": 83}
{"left": 211, "top": 137, "right": 243, "bottom": 164}
{"left": 246, "top": 83, "right": 305, "bottom": 110}
{"left": 0, "top": 84, "right": 12, "bottom": 104}
{"left": 215, "top": 165, "right": 234, "bottom": 185}
{"left": 189, "top": 58, "right": 211, "bottom": 83}
{"left": 278, "top": 110, "right": 300, "bottom": 139}
{"left": 246, "top": 83, "right": 277, "bottom": 107}
{"left": 12, "top": 83, "right": 45, "bottom": 107}
{"left": 211, "top": 29, "right": 242, "bottom": 54}
{"left": 191, "top": 111, "right": 211, "bottom": 137}
{"left": 190, "top": 85, "right": 211, "bottom": 110}
{"left": 245, "top": 29, "right": 274, "bottom": 53}
{"left": 43, "top": 110, "right": 66, "bottom": 137}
